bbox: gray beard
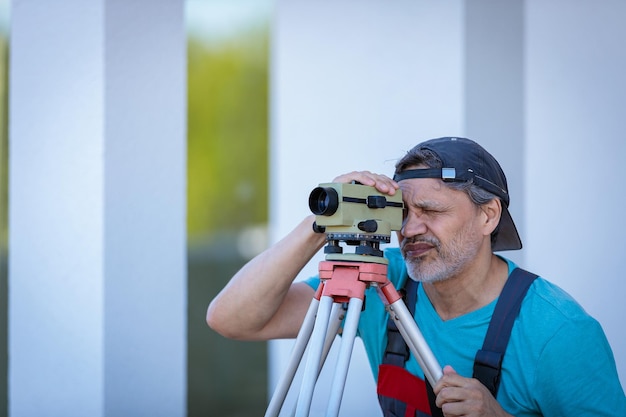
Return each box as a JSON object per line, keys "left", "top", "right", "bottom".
{"left": 405, "top": 256, "right": 457, "bottom": 284}
{"left": 402, "top": 229, "right": 481, "bottom": 284}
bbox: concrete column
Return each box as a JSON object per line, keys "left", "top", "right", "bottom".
{"left": 9, "top": 1, "right": 186, "bottom": 416}
{"left": 525, "top": 0, "right": 626, "bottom": 387}
{"left": 271, "top": 1, "right": 465, "bottom": 415}
{"left": 464, "top": 0, "right": 525, "bottom": 265}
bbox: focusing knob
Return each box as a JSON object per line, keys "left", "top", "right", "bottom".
{"left": 357, "top": 220, "right": 378, "bottom": 233}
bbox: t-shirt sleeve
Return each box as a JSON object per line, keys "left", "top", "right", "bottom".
{"left": 533, "top": 317, "right": 626, "bottom": 416}
{"left": 302, "top": 275, "right": 320, "bottom": 291}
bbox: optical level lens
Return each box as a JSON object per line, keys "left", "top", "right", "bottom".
{"left": 309, "top": 187, "right": 339, "bottom": 216}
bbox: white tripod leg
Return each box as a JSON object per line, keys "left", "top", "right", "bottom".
{"left": 283, "top": 302, "right": 345, "bottom": 417}
{"left": 265, "top": 297, "right": 320, "bottom": 417}
{"left": 322, "top": 302, "right": 345, "bottom": 365}
{"left": 326, "top": 297, "right": 363, "bottom": 417}
{"left": 387, "top": 299, "right": 443, "bottom": 386}
{"left": 296, "top": 295, "right": 334, "bottom": 416}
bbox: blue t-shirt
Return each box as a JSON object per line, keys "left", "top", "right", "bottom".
{"left": 304, "top": 248, "right": 626, "bottom": 416}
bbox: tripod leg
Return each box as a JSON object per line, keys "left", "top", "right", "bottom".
{"left": 321, "top": 302, "right": 346, "bottom": 372}
{"left": 387, "top": 299, "right": 443, "bottom": 386}
{"left": 265, "top": 296, "right": 321, "bottom": 417}
{"left": 296, "top": 295, "right": 335, "bottom": 416}
{"left": 326, "top": 297, "right": 363, "bottom": 417}
{"left": 282, "top": 302, "right": 345, "bottom": 417}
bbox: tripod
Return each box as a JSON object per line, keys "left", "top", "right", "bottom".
{"left": 265, "top": 252, "right": 443, "bottom": 417}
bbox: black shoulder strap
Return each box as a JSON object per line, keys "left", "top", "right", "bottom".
{"left": 473, "top": 267, "right": 538, "bottom": 397}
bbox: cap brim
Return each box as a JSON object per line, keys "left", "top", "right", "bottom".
{"left": 493, "top": 206, "right": 522, "bottom": 251}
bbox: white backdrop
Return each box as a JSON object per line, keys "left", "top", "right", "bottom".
{"left": 270, "top": 1, "right": 626, "bottom": 415}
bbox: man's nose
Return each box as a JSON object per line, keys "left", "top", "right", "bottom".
{"left": 401, "top": 211, "right": 427, "bottom": 238}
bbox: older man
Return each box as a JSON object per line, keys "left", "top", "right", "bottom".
{"left": 207, "top": 137, "right": 625, "bottom": 416}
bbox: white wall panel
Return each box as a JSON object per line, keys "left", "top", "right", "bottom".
{"left": 271, "top": 1, "right": 465, "bottom": 415}
{"left": 525, "top": 0, "right": 626, "bottom": 387}
{"left": 8, "top": 1, "right": 187, "bottom": 415}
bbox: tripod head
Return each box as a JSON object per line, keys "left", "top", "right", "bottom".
{"left": 309, "top": 182, "right": 403, "bottom": 264}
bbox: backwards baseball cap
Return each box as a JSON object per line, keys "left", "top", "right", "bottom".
{"left": 393, "top": 137, "right": 522, "bottom": 251}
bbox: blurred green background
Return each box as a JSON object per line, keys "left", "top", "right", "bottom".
{"left": 0, "top": 14, "right": 8, "bottom": 417}
{"left": 186, "top": 1, "right": 270, "bottom": 415}
{"left": 0, "top": 2, "right": 271, "bottom": 416}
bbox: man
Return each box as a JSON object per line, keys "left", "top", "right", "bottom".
{"left": 207, "top": 137, "right": 626, "bottom": 416}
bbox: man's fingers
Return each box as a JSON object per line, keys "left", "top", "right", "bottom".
{"left": 436, "top": 386, "right": 464, "bottom": 408}
{"left": 331, "top": 170, "right": 399, "bottom": 195}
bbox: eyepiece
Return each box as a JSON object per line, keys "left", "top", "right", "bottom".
{"left": 309, "top": 186, "right": 339, "bottom": 216}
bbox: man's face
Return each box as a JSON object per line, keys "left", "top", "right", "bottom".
{"left": 398, "top": 177, "right": 485, "bottom": 284}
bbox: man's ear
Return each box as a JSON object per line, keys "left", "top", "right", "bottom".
{"left": 481, "top": 198, "right": 502, "bottom": 236}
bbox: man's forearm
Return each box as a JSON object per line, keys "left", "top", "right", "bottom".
{"left": 206, "top": 215, "right": 326, "bottom": 340}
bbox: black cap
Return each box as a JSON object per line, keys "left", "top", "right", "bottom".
{"left": 393, "top": 137, "right": 522, "bottom": 251}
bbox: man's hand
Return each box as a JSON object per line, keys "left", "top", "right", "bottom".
{"left": 332, "top": 170, "right": 399, "bottom": 196}
{"left": 433, "top": 365, "right": 513, "bottom": 417}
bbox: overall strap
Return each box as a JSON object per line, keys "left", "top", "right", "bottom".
{"left": 473, "top": 267, "right": 538, "bottom": 397}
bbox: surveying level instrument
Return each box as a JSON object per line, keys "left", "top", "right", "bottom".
{"left": 264, "top": 183, "right": 443, "bottom": 417}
